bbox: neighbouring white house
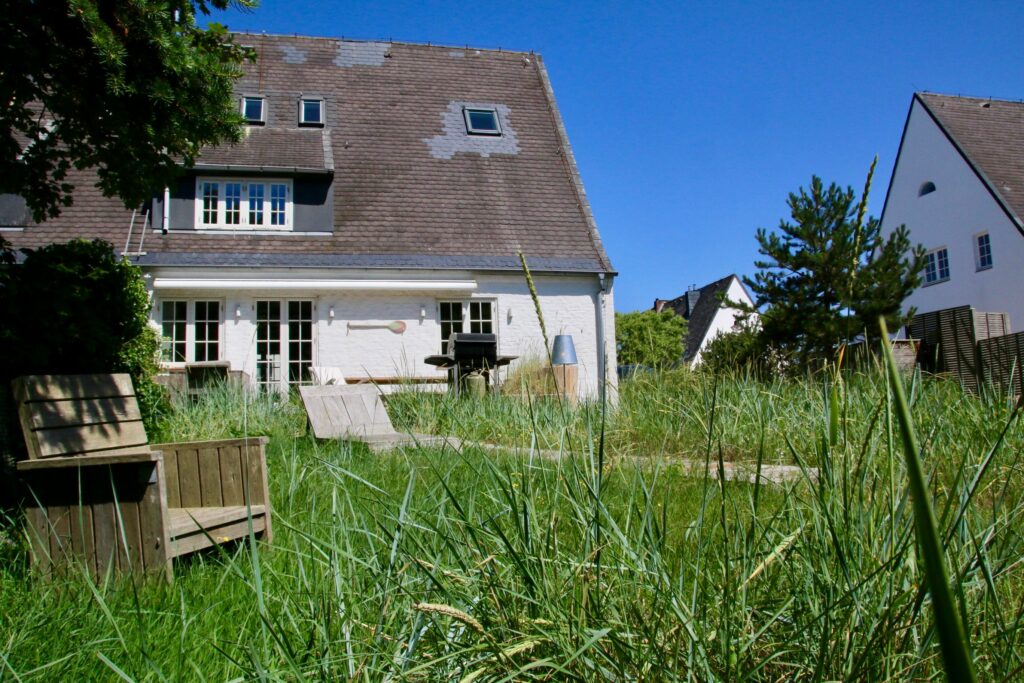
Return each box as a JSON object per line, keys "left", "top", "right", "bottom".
{"left": 0, "top": 34, "right": 617, "bottom": 399}
{"left": 653, "top": 274, "right": 755, "bottom": 367}
{"left": 879, "top": 92, "right": 1024, "bottom": 331}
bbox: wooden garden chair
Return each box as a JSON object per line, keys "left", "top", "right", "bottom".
{"left": 298, "top": 384, "right": 460, "bottom": 452}
{"left": 13, "top": 373, "right": 272, "bottom": 581}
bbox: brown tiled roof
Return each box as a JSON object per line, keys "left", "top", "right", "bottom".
{"left": 196, "top": 127, "right": 331, "bottom": 172}
{"left": 8, "top": 34, "right": 613, "bottom": 273}
{"left": 916, "top": 93, "right": 1024, "bottom": 229}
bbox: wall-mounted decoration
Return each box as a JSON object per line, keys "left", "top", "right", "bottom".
{"left": 347, "top": 320, "right": 407, "bottom": 334}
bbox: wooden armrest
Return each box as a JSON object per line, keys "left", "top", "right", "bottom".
{"left": 151, "top": 436, "right": 269, "bottom": 450}
{"left": 17, "top": 450, "right": 160, "bottom": 471}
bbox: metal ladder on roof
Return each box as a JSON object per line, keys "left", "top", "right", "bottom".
{"left": 122, "top": 208, "right": 150, "bottom": 257}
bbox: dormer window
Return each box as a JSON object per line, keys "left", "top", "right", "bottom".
{"left": 918, "top": 181, "right": 936, "bottom": 196}
{"left": 195, "top": 178, "right": 292, "bottom": 230}
{"left": 299, "top": 98, "right": 324, "bottom": 126}
{"left": 242, "top": 96, "right": 265, "bottom": 124}
{"left": 463, "top": 107, "right": 501, "bottom": 136}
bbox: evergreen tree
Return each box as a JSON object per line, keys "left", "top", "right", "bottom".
{"left": 743, "top": 160, "right": 925, "bottom": 369}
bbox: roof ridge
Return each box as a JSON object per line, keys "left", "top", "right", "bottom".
{"left": 917, "top": 91, "right": 1024, "bottom": 106}
{"left": 230, "top": 30, "right": 536, "bottom": 56}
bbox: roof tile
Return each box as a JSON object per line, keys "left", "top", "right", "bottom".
{"left": 8, "top": 35, "right": 613, "bottom": 273}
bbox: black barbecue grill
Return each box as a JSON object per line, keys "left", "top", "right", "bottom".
{"left": 424, "top": 333, "right": 517, "bottom": 391}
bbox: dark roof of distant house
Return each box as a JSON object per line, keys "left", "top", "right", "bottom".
{"left": 655, "top": 274, "right": 744, "bottom": 361}
{"left": 6, "top": 34, "right": 613, "bottom": 273}
{"left": 915, "top": 92, "right": 1024, "bottom": 230}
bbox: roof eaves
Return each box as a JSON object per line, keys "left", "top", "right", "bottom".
{"left": 130, "top": 251, "right": 609, "bottom": 273}
{"left": 914, "top": 93, "right": 1024, "bottom": 236}
{"left": 878, "top": 96, "right": 917, "bottom": 230}
{"left": 532, "top": 55, "right": 614, "bottom": 273}
{"left": 190, "top": 163, "right": 333, "bottom": 175}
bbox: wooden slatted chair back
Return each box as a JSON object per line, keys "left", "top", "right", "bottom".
{"left": 13, "top": 374, "right": 150, "bottom": 460}
{"left": 299, "top": 384, "right": 395, "bottom": 439}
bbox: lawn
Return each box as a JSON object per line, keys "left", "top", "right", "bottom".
{"left": 1, "top": 368, "right": 1022, "bottom": 681}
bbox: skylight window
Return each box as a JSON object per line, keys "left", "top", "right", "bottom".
{"left": 242, "top": 96, "right": 265, "bottom": 124}
{"left": 463, "top": 107, "right": 501, "bottom": 136}
{"left": 299, "top": 98, "right": 324, "bottom": 126}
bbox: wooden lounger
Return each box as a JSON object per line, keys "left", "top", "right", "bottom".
{"left": 13, "top": 374, "right": 271, "bottom": 581}
{"left": 298, "top": 384, "right": 460, "bottom": 452}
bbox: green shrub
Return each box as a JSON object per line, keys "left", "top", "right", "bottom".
{"left": 700, "top": 319, "right": 783, "bottom": 377}
{"left": 0, "top": 239, "right": 167, "bottom": 430}
{"left": 615, "top": 309, "right": 687, "bottom": 368}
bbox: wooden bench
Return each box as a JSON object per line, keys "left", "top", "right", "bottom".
{"left": 13, "top": 374, "right": 271, "bottom": 581}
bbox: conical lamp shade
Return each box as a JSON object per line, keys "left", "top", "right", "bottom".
{"left": 551, "top": 334, "right": 578, "bottom": 365}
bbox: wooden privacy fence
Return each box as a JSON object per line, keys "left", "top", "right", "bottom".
{"left": 909, "top": 305, "right": 1018, "bottom": 394}
{"left": 978, "top": 332, "right": 1024, "bottom": 397}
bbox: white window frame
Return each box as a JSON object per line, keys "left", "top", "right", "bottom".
{"left": 923, "top": 246, "right": 951, "bottom": 286}
{"left": 241, "top": 95, "right": 265, "bottom": 124}
{"left": 255, "top": 299, "right": 316, "bottom": 391}
{"left": 974, "top": 231, "right": 993, "bottom": 271}
{"left": 160, "top": 300, "right": 188, "bottom": 363}
{"left": 194, "top": 178, "right": 294, "bottom": 230}
{"left": 193, "top": 300, "right": 222, "bottom": 363}
{"left": 462, "top": 107, "right": 502, "bottom": 136}
{"left": 158, "top": 299, "right": 225, "bottom": 365}
{"left": 437, "top": 299, "right": 497, "bottom": 353}
{"left": 298, "top": 97, "right": 324, "bottom": 126}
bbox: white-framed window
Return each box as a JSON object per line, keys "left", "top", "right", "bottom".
{"left": 975, "top": 232, "right": 993, "bottom": 270}
{"left": 161, "top": 301, "right": 187, "bottom": 362}
{"left": 242, "top": 96, "right": 265, "bottom": 124}
{"left": 195, "top": 178, "right": 293, "bottom": 230}
{"left": 160, "top": 300, "right": 223, "bottom": 363}
{"left": 194, "top": 301, "right": 221, "bottom": 362}
{"left": 924, "top": 247, "right": 950, "bottom": 285}
{"left": 256, "top": 299, "right": 314, "bottom": 390}
{"left": 299, "top": 97, "right": 324, "bottom": 126}
{"left": 462, "top": 107, "right": 501, "bottom": 136}
{"left": 438, "top": 300, "right": 495, "bottom": 352}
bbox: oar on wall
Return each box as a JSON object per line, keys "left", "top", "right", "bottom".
{"left": 347, "top": 321, "right": 407, "bottom": 334}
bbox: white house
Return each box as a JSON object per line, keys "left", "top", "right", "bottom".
{"left": 654, "top": 274, "right": 755, "bottom": 367}
{"left": 879, "top": 93, "right": 1024, "bottom": 330}
{"left": 0, "top": 35, "right": 617, "bottom": 399}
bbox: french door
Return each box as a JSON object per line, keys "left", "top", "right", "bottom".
{"left": 256, "top": 300, "right": 313, "bottom": 390}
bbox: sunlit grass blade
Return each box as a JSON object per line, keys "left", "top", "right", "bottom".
{"left": 880, "top": 318, "right": 977, "bottom": 683}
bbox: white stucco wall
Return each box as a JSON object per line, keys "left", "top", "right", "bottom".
{"left": 149, "top": 267, "right": 617, "bottom": 399}
{"left": 880, "top": 99, "right": 1024, "bottom": 330}
{"left": 690, "top": 277, "right": 755, "bottom": 367}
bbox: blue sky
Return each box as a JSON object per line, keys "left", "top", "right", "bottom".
{"left": 213, "top": 1, "right": 1024, "bottom": 312}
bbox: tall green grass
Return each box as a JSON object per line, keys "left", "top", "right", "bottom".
{"left": 0, "top": 370, "right": 1021, "bottom": 680}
